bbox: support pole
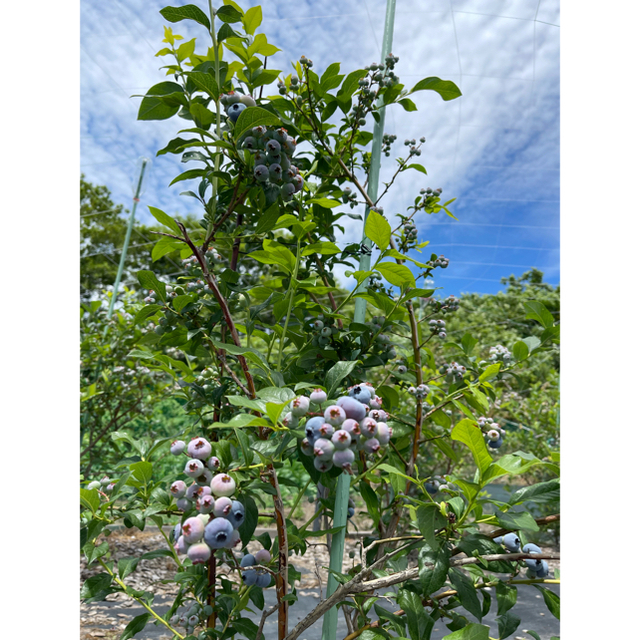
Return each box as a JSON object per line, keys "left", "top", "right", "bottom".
{"left": 107, "top": 158, "right": 149, "bottom": 319}
{"left": 353, "top": 0, "right": 397, "bottom": 326}
{"left": 322, "top": 3, "right": 397, "bottom": 640}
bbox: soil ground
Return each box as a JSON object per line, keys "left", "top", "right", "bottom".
{"left": 80, "top": 505, "right": 560, "bottom": 640}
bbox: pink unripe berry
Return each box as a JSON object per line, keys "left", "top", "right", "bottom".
{"left": 187, "top": 542, "right": 211, "bottom": 564}
{"left": 210, "top": 473, "right": 236, "bottom": 497}
{"left": 310, "top": 389, "right": 328, "bottom": 404}
{"left": 332, "top": 448, "right": 355, "bottom": 470}
{"left": 376, "top": 423, "right": 391, "bottom": 445}
{"left": 341, "top": 419, "right": 361, "bottom": 435}
{"left": 319, "top": 423, "right": 335, "bottom": 438}
{"left": 313, "top": 438, "right": 335, "bottom": 461}
{"left": 225, "top": 529, "right": 241, "bottom": 549}
{"left": 213, "top": 496, "right": 233, "bottom": 517}
{"left": 170, "top": 480, "right": 187, "bottom": 499}
{"left": 332, "top": 430, "right": 352, "bottom": 450}
{"left": 187, "top": 437, "right": 212, "bottom": 460}
{"left": 361, "top": 417, "right": 378, "bottom": 438}
{"left": 369, "top": 409, "right": 387, "bottom": 422}
{"left": 254, "top": 549, "right": 271, "bottom": 564}
{"left": 301, "top": 437, "right": 314, "bottom": 456}
{"left": 363, "top": 438, "right": 381, "bottom": 455}
{"left": 196, "top": 494, "right": 215, "bottom": 514}
{"left": 175, "top": 535, "right": 190, "bottom": 554}
{"left": 324, "top": 405, "right": 347, "bottom": 426}
{"left": 182, "top": 517, "right": 205, "bottom": 543}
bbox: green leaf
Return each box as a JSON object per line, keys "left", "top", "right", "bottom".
{"left": 511, "top": 340, "right": 529, "bottom": 361}
{"left": 129, "top": 461, "right": 153, "bottom": 484}
{"left": 325, "top": 360, "right": 360, "bottom": 398}
{"left": 398, "top": 97, "right": 418, "bottom": 111}
{"left": 508, "top": 479, "right": 560, "bottom": 506}
{"left": 234, "top": 106, "right": 281, "bottom": 139}
{"left": 497, "top": 612, "right": 521, "bottom": 639}
{"left": 495, "top": 582, "right": 518, "bottom": 616}
{"left": 449, "top": 567, "right": 482, "bottom": 621}
{"left": 523, "top": 301, "right": 555, "bottom": 329}
{"left": 148, "top": 206, "right": 182, "bottom": 236}
{"left": 160, "top": 5, "right": 210, "bottom": 29}
{"left": 494, "top": 509, "right": 539, "bottom": 532}
{"left": 172, "top": 294, "right": 196, "bottom": 313}
{"left": 80, "top": 488, "right": 100, "bottom": 513}
{"left": 416, "top": 504, "right": 446, "bottom": 550}
{"left": 118, "top": 557, "right": 140, "bottom": 580}
{"left": 442, "top": 623, "right": 490, "bottom": 640}
{"left": 309, "top": 197, "right": 342, "bottom": 208}
{"left": 479, "top": 363, "right": 501, "bottom": 382}
{"left": 365, "top": 209, "right": 391, "bottom": 250}
{"left": 461, "top": 333, "right": 478, "bottom": 355}
{"left": 80, "top": 573, "right": 113, "bottom": 600}
{"left": 248, "top": 33, "right": 281, "bottom": 57}
{"left": 360, "top": 481, "right": 380, "bottom": 528}
{"left": 238, "top": 494, "right": 258, "bottom": 547}
{"left": 188, "top": 71, "right": 219, "bottom": 99}
{"left": 242, "top": 5, "right": 262, "bottom": 34}
{"left": 525, "top": 632, "right": 542, "bottom": 640}
{"left": 410, "top": 76, "right": 462, "bottom": 101}
{"left": 133, "top": 304, "right": 161, "bottom": 325}
{"left": 397, "top": 589, "right": 434, "bottom": 640}
{"left": 137, "top": 270, "right": 166, "bottom": 302}
{"left": 418, "top": 544, "right": 450, "bottom": 595}
{"left": 451, "top": 419, "right": 492, "bottom": 475}
{"left": 301, "top": 241, "right": 341, "bottom": 256}
{"left": 532, "top": 585, "right": 560, "bottom": 619}
{"left": 405, "top": 162, "right": 427, "bottom": 174}
{"left": 137, "top": 82, "right": 183, "bottom": 121}
{"left": 376, "top": 262, "right": 416, "bottom": 288}
{"left": 120, "top": 613, "right": 151, "bottom": 640}
{"left": 216, "top": 4, "right": 243, "bottom": 23}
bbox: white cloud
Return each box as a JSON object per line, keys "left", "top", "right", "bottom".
{"left": 80, "top": 0, "right": 560, "bottom": 294}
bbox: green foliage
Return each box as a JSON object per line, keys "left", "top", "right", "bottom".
{"left": 79, "top": 4, "right": 559, "bottom": 640}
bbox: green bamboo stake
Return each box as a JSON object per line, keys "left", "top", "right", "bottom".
{"left": 107, "top": 158, "right": 149, "bottom": 319}
{"left": 322, "top": 3, "right": 397, "bottom": 640}
{"left": 353, "top": 0, "right": 397, "bottom": 326}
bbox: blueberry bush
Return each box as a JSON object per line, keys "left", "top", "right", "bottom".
{"left": 80, "top": 3, "right": 560, "bottom": 640}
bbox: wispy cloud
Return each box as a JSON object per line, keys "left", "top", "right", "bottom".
{"left": 81, "top": 0, "right": 559, "bottom": 295}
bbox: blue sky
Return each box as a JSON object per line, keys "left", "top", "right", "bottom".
{"left": 81, "top": 0, "right": 560, "bottom": 296}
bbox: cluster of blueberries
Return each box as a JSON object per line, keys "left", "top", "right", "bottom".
{"left": 341, "top": 186, "right": 359, "bottom": 209}
{"left": 428, "top": 318, "right": 447, "bottom": 339}
{"left": 220, "top": 91, "right": 256, "bottom": 123}
{"left": 242, "top": 125, "right": 304, "bottom": 204}
{"left": 478, "top": 416, "right": 506, "bottom": 450}
{"left": 294, "top": 383, "right": 392, "bottom": 473}
{"left": 403, "top": 137, "right": 424, "bottom": 157}
{"left": 427, "top": 254, "right": 450, "bottom": 269}
{"left": 493, "top": 533, "right": 549, "bottom": 578}
{"left": 427, "top": 294, "right": 460, "bottom": 313}
{"left": 307, "top": 317, "right": 341, "bottom": 348}
{"left": 169, "top": 600, "right": 213, "bottom": 636}
{"left": 168, "top": 437, "right": 245, "bottom": 564}
{"left": 425, "top": 475, "right": 448, "bottom": 495}
{"left": 87, "top": 475, "right": 116, "bottom": 494}
{"left": 407, "top": 384, "right": 430, "bottom": 399}
{"left": 239, "top": 549, "right": 273, "bottom": 588}
{"left": 439, "top": 361, "right": 466, "bottom": 384}
{"left": 488, "top": 344, "right": 514, "bottom": 365}
{"left": 381, "top": 132, "right": 397, "bottom": 157}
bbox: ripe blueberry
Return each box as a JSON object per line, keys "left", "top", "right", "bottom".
{"left": 242, "top": 569, "right": 258, "bottom": 586}
{"left": 256, "top": 572, "right": 271, "bottom": 588}
{"left": 240, "top": 554, "right": 256, "bottom": 568}
{"left": 227, "top": 500, "right": 245, "bottom": 529}
{"left": 227, "top": 102, "right": 246, "bottom": 123}
{"left": 203, "top": 517, "right": 234, "bottom": 549}
{"left": 332, "top": 448, "right": 355, "bottom": 470}
{"left": 503, "top": 532, "right": 520, "bottom": 552}
{"left": 336, "top": 396, "right": 367, "bottom": 421}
